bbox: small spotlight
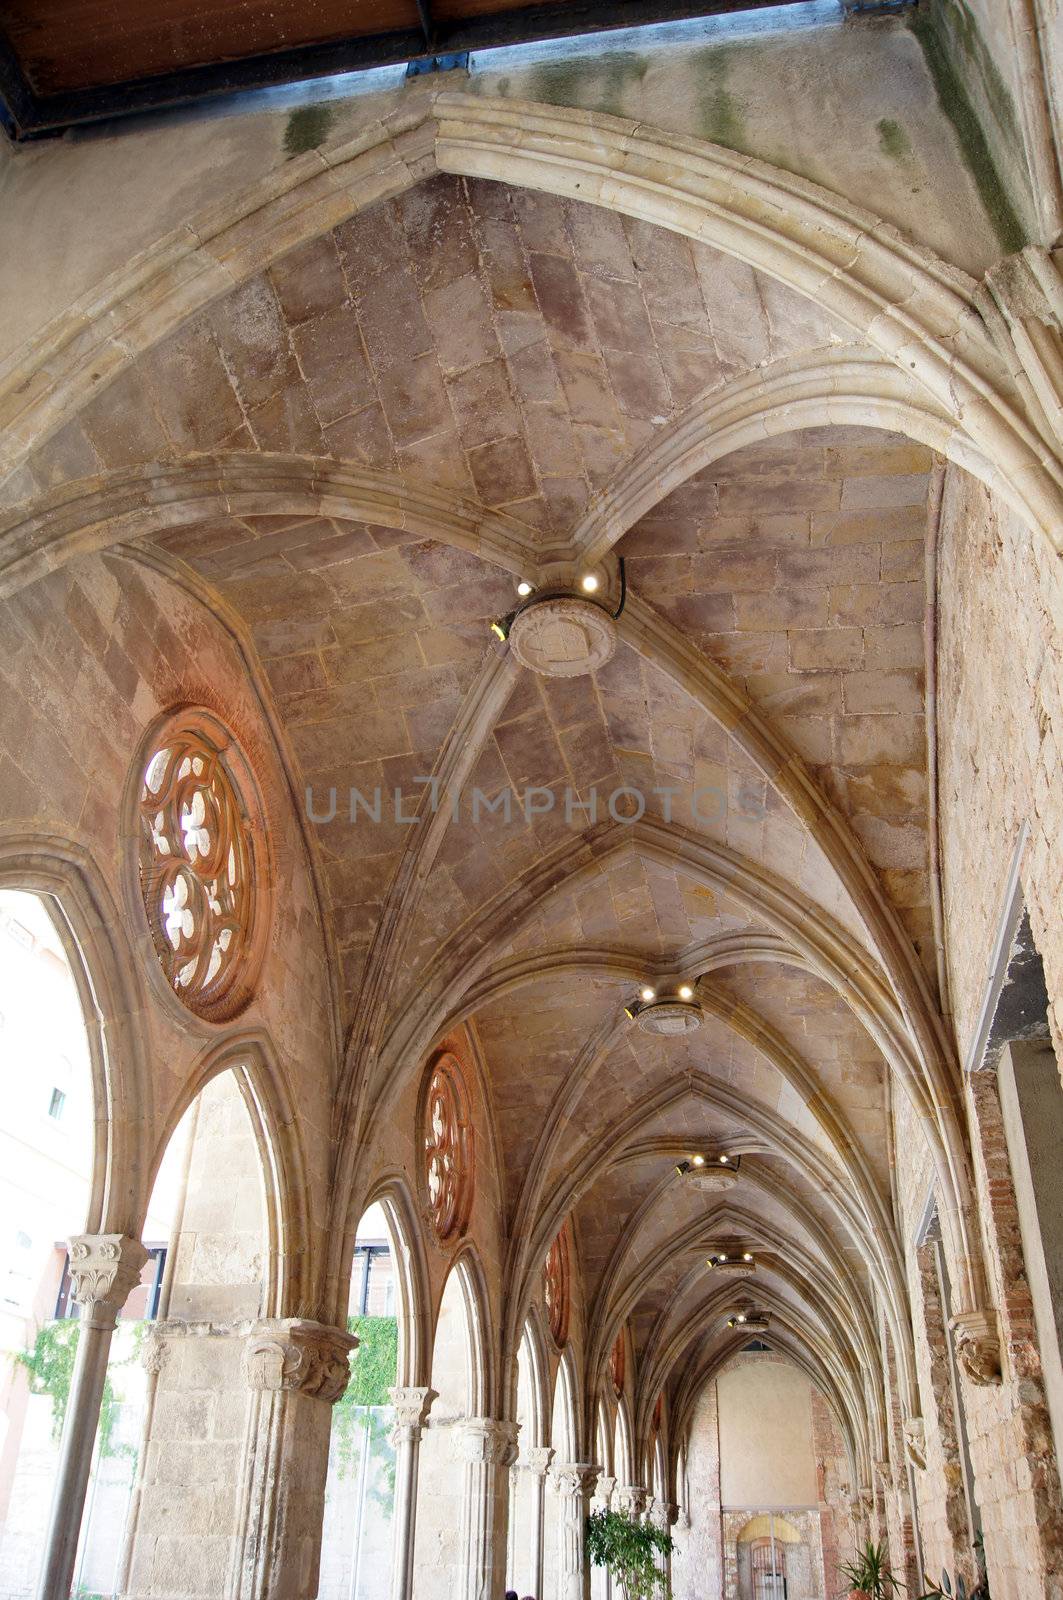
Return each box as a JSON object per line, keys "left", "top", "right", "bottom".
{"left": 691, "top": 1154, "right": 706, "bottom": 1168}
{"left": 719, "top": 1254, "right": 728, "bottom": 1262}
{"left": 581, "top": 574, "right": 599, "bottom": 593}
{"left": 738, "top": 1313, "right": 747, "bottom": 1322}
{"left": 516, "top": 580, "right": 533, "bottom": 597}
{"left": 720, "top": 1155, "right": 730, "bottom": 1164}
{"left": 640, "top": 986, "right": 656, "bottom": 1002}
{"left": 678, "top": 984, "right": 694, "bottom": 1001}
{"left": 490, "top": 618, "right": 511, "bottom": 642}
{"left": 743, "top": 1252, "right": 753, "bottom": 1262}
{"left": 623, "top": 1004, "right": 637, "bottom": 1021}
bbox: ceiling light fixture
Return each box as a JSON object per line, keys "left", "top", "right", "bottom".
{"left": 516, "top": 580, "right": 533, "bottom": 597}
{"left": 707, "top": 1249, "right": 757, "bottom": 1275}
{"left": 674, "top": 1153, "right": 740, "bottom": 1190}
{"left": 678, "top": 983, "right": 694, "bottom": 1000}
{"left": 640, "top": 986, "right": 656, "bottom": 1002}
{"left": 581, "top": 574, "right": 599, "bottom": 592}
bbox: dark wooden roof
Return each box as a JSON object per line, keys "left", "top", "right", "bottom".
{"left": 0, "top": 0, "right": 800, "bottom": 138}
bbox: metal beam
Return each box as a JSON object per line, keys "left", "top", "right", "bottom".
{"left": 0, "top": 0, "right": 812, "bottom": 139}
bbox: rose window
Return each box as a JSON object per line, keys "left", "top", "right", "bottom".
{"left": 423, "top": 1052, "right": 474, "bottom": 1243}
{"left": 137, "top": 719, "right": 261, "bottom": 1020}
{"left": 543, "top": 1226, "right": 571, "bottom": 1347}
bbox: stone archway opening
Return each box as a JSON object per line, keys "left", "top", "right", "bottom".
{"left": 319, "top": 1200, "right": 402, "bottom": 1600}
{"left": 0, "top": 889, "right": 123, "bottom": 1599}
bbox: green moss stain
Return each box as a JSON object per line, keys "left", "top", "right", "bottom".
{"left": 283, "top": 103, "right": 336, "bottom": 158}
{"left": 934, "top": 0, "right": 1023, "bottom": 155}
{"left": 877, "top": 117, "right": 913, "bottom": 161}
{"left": 525, "top": 52, "right": 648, "bottom": 118}
{"left": 598, "top": 52, "right": 650, "bottom": 117}
{"left": 691, "top": 46, "right": 748, "bottom": 153}
{"left": 907, "top": 2, "right": 1026, "bottom": 252}
{"left": 527, "top": 59, "right": 588, "bottom": 109}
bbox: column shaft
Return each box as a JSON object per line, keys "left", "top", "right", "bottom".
{"left": 388, "top": 1387, "right": 434, "bottom": 1600}
{"left": 36, "top": 1233, "right": 148, "bottom": 1600}
{"left": 553, "top": 1463, "right": 599, "bottom": 1600}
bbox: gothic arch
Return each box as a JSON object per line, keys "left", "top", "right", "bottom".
{"left": 146, "top": 1029, "right": 313, "bottom": 1316}
{"left": 0, "top": 831, "right": 153, "bottom": 1237}
{"left": 1, "top": 97, "right": 1058, "bottom": 554}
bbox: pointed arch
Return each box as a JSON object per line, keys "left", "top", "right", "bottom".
{"left": 1, "top": 97, "right": 1058, "bottom": 555}
{"left": 147, "top": 1029, "right": 312, "bottom": 1317}
{"left": 358, "top": 1175, "right": 432, "bottom": 1390}
{"left": 432, "top": 1245, "right": 493, "bottom": 1418}
{"left": 0, "top": 832, "right": 153, "bottom": 1238}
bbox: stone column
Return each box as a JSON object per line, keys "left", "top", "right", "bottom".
{"left": 647, "top": 1499, "right": 673, "bottom": 1582}
{"left": 36, "top": 1233, "right": 148, "bottom": 1600}
{"left": 454, "top": 1417, "right": 519, "bottom": 1600}
{"left": 233, "top": 1318, "right": 358, "bottom": 1600}
{"left": 590, "top": 1475, "right": 615, "bottom": 1600}
{"left": 553, "top": 1463, "right": 599, "bottom": 1600}
{"left": 388, "top": 1386, "right": 435, "bottom": 1600}
{"left": 527, "top": 1445, "right": 555, "bottom": 1598}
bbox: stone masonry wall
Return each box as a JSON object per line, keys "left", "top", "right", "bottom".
{"left": 936, "top": 465, "right": 1063, "bottom": 1071}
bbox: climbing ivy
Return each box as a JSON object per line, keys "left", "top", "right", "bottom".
{"left": 329, "top": 1315, "right": 399, "bottom": 1486}
{"left": 15, "top": 1318, "right": 142, "bottom": 1461}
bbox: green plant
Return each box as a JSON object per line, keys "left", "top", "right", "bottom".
{"left": 838, "top": 1540, "right": 904, "bottom": 1597}
{"left": 330, "top": 1315, "right": 399, "bottom": 1485}
{"left": 919, "top": 1564, "right": 989, "bottom": 1600}
{"left": 15, "top": 1318, "right": 141, "bottom": 1463}
{"left": 586, "top": 1507, "right": 672, "bottom": 1600}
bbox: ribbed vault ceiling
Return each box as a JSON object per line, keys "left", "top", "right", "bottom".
{"left": 15, "top": 169, "right": 940, "bottom": 1462}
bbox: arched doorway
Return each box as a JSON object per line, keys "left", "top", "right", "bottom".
{"left": 508, "top": 1319, "right": 546, "bottom": 1597}
{"left": 412, "top": 1257, "right": 484, "bottom": 1597}
{"left": 114, "top": 1066, "right": 274, "bottom": 1597}
{"left": 0, "top": 889, "right": 159, "bottom": 1600}
{"left": 736, "top": 1516, "right": 802, "bottom": 1600}
{"left": 318, "top": 1201, "right": 402, "bottom": 1600}
{"left": 543, "top": 1351, "right": 577, "bottom": 1600}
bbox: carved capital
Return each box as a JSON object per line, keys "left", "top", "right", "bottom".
{"left": 903, "top": 1416, "right": 927, "bottom": 1470}
{"left": 593, "top": 1473, "right": 617, "bottom": 1505}
{"left": 951, "top": 1309, "right": 1003, "bottom": 1385}
{"left": 140, "top": 1326, "right": 166, "bottom": 1377}
{"left": 552, "top": 1461, "right": 600, "bottom": 1500}
{"left": 527, "top": 1444, "right": 555, "bottom": 1477}
{"left": 453, "top": 1417, "right": 520, "bottom": 1468}
{"left": 615, "top": 1484, "right": 648, "bottom": 1517}
{"left": 67, "top": 1234, "right": 149, "bottom": 1329}
{"left": 646, "top": 1496, "right": 670, "bottom": 1529}
{"left": 388, "top": 1385, "right": 435, "bottom": 1441}
{"left": 244, "top": 1318, "right": 358, "bottom": 1404}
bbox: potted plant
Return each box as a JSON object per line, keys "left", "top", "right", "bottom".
{"left": 586, "top": 1508, "right": 674, "bottom": 1600}
{"left": 838, "top": 1540, "right": 904, "bottom": 1599}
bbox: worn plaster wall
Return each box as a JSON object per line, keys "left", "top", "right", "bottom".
{"left": 672, "top": 1357, "right": 849, "bottom": 1600}
{"left": 0, "top": 8, "right": 1012, "bottom": 394}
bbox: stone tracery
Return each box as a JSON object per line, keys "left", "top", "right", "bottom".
{"left": 137, "top": 715, "right": 261, "bottom": 1020}
{"left": 422, "top": 1051, "right": 475, "bottom": 1245}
